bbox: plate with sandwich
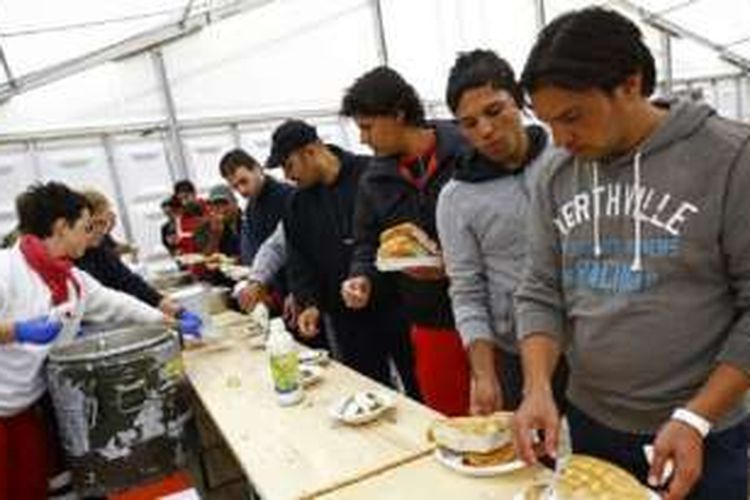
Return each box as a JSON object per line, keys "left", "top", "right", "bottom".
{"left": 376, "top": 222, "right": 442, "bottom": 272}
{"left": 428, "top": 412, "right": 524, "bottom": 477}
{"left": 515, "top": 454, "right": 659, "bottom": 500}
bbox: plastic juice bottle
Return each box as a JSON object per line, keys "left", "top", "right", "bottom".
{"left": 267, "top": 322, "right": 303, "bottom": 406}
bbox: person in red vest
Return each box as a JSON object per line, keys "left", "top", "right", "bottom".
{"left": 340, "top": 66, "right": 470, "bottom": 416}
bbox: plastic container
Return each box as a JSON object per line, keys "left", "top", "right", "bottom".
{"left": 267, "top": 322, "right": 303, "bottom": 406}
{"left": 168, "top": 284, "right": 228, "bottom": 338}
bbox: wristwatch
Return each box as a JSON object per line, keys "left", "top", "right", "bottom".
{"left": 671, "top": 408, "right": 712, "bottom": 438}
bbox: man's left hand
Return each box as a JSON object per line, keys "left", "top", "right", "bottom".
{"left": 649, "top": 419, "right": 704, "bottom": 500}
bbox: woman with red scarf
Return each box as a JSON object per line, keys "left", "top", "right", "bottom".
{"left": 0, "top": 182, "right": 200, "bottom": 499}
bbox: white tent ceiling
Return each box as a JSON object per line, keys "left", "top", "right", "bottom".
{"left": 0, "top": 0, "right": 748, "bottom": 259}
{"left": 0, "top": 0, "right": 747, "bottom": 137}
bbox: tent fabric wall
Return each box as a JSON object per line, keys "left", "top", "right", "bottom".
{"left": 0, "top": 0, "right": 749, "bottom": 260}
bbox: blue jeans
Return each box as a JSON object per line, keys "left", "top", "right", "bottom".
{"left": 567, "top": 404, "right": 748, "bottom": 500}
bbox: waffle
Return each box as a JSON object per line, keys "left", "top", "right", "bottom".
{"left": 554, "top": 455, "right": 651, "bottom": 500}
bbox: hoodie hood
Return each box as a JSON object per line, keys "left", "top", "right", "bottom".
{"left": 454, "top": 124, "right": 548, "bottom": 183}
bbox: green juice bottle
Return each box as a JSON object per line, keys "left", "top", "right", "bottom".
{"left": 267, "top": 321, "right": 303, "bottom": 406}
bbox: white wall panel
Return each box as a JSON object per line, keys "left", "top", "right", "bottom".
{"left": 34, "top": 139, "right": 128, "bottom": 241}
{"left": 0, "top": 145, "right": 36, "bottom": 238}
{"left": 182, "top": 127, "right": 236, "bottom": 192}
{"left": 110, "top": 135, "right": 174, "bottom": 260}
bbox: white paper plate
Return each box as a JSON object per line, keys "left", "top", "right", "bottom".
{"left": 298, "top": 349, "right": 330, "bottom": 366}
{"left": 376, "top": 256, "right": 442, "bottom": 272}
{"left": 221, "top": 264, "right": 251, "bottom": 280}
{"left": 299, "top": 364, "right": 323, "bottom": 388}
{"left": 329, "top": 391, "right": 395, "bottom": 425}
{"left": 176, "top": 253, "right": 206, "bottom": 266}
{"left": 434, "top": 447, "right": 527, "bottom": 477}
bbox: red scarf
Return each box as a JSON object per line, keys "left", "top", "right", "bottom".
{"left": 398, "top": 134, "right": 438, "bottom": 190}
{"left": 19, "top": 235, "right": 81, "bottom": 305}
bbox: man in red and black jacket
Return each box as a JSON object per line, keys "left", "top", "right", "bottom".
{"left": 340, "top": 66, "right": 471, "bottom": 416}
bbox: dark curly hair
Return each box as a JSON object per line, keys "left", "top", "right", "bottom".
{"left": 340, "top": 66, "right": 426, "bottom": 126}
{"left": 446, "top": 49, "right": 523, "bottom": 113}
{"left": 521, "top": 7, "right": 656, "bottom": 96}
{"left": 16, "top": 182, "right": 90, "bottom": 238}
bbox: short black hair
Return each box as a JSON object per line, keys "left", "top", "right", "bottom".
{"left": 16, "top": 182, "right": 90, "bottom": 238}
{"left": 218, "top": 148, "right": 260, "bottom": 178}
{"left": 521, "top": 7, "right": 656, "bottom": 96}
{"left": 446, "top": 49, "right": 523, "bottom": 113}
{"left": 173, "top": 179, "right": 196, "bottom": 195}
{"left": 340, "top": 66, "right": 426, "bottom": 126}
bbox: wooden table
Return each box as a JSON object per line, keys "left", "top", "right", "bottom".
{"left": 184, "top": 312, "right": 442, "bottom": 500}
{"left": 314, "top": 455, "right": 547, "bottom": 499}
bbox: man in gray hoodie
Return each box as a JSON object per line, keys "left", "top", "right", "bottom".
{"left": 512, "top": 7, "right": 750, "bottom": 500}
{"left": 437, "top": 49, "right": 566, "bottom": 415}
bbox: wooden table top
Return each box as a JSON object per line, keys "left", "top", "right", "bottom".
{"left": 313, "top": 454, "right": 547, "bottom": 500}
{"left": 184, "top": 312, "right": 442, "bottom": 500}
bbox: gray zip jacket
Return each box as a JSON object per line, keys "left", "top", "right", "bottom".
{"left": 515, "top": 100, "right": 750, "bottom": 433}
{"left": 437, "top": 126, "right": 560, "bottom": 354}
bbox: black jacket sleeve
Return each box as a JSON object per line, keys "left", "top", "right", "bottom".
{"left": 76, "top": 247, "right": 163, "bottom": 308}
{"left": 283, "top": 209, "right": 321, "bottom": 309}
{"left": 350, "top": 184, "right": 379, "bottom": 279}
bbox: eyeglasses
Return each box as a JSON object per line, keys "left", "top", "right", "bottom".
{"left": 91, "top": 218, "right": 110, "bottom": 229}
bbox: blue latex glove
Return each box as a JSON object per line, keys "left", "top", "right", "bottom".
{"left": 177, "top": 310, "right": 203, "bottom": 338}
{"left": 14, "top": 316, "right": 64, "bottom": 344}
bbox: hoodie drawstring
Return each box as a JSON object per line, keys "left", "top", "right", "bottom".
{"left": 631, "top": 151, "right": 643, "bottom": 272}
{"left": 591, "top": 162, "right": 602, "bottom": 258}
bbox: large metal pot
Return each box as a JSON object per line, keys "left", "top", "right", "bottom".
{"left": 46, "top": 325, "right": 192, "bottom": 496}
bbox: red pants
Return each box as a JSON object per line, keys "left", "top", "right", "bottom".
{"left": 0, "top": 407, "right": 49, "bottom": 500}
{"left": 410, "top": 324, "right": 470, "bottom": 416}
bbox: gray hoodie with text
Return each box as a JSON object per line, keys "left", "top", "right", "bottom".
{"left": 515, "top": 100, "right": 750, "bottom": 433}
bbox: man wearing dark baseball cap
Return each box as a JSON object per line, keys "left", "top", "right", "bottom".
{"left": 265, "top": 119, "right": 320, "bottom": 171}
{"left": 269, "top": 119, "right": 418, "bottom": 396}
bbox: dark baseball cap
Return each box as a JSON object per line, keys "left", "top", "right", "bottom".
{"left": 265, "top": 119, "right": 319, "bottom": 169}
{"left": 208, "top": 184, "right": 234, "bottom": 203}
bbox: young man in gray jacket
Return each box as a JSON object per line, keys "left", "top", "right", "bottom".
{"left": 437, "top": 49, "right": 565, "bottom": 415}
{"left": 512, "top": 8, "right": 750, "bottom": 500}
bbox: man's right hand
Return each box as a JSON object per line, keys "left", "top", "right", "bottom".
{"left": 470, "top": 371, "right": 503, "bottom": 416}
{"left": 237, "top": 281, "right": 267, "bottom": 312}
{"left": 297, "top": 306, "right": 320, "bottom": 338}
{"left": 341, "top": 276, "right": 372, "bottom": 309}
{"left": 512, "top": 387, "right": 560, "bottom": 465}
{"left": 14, "top": 316, "right": 64, "bottom": 344}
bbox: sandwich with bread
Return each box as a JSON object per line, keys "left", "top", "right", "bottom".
{"left": 428, "top": 412, "right": 517, "bottom": 467}
{"left": 377, "top": 222, "right": 440, "bottom": 260}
